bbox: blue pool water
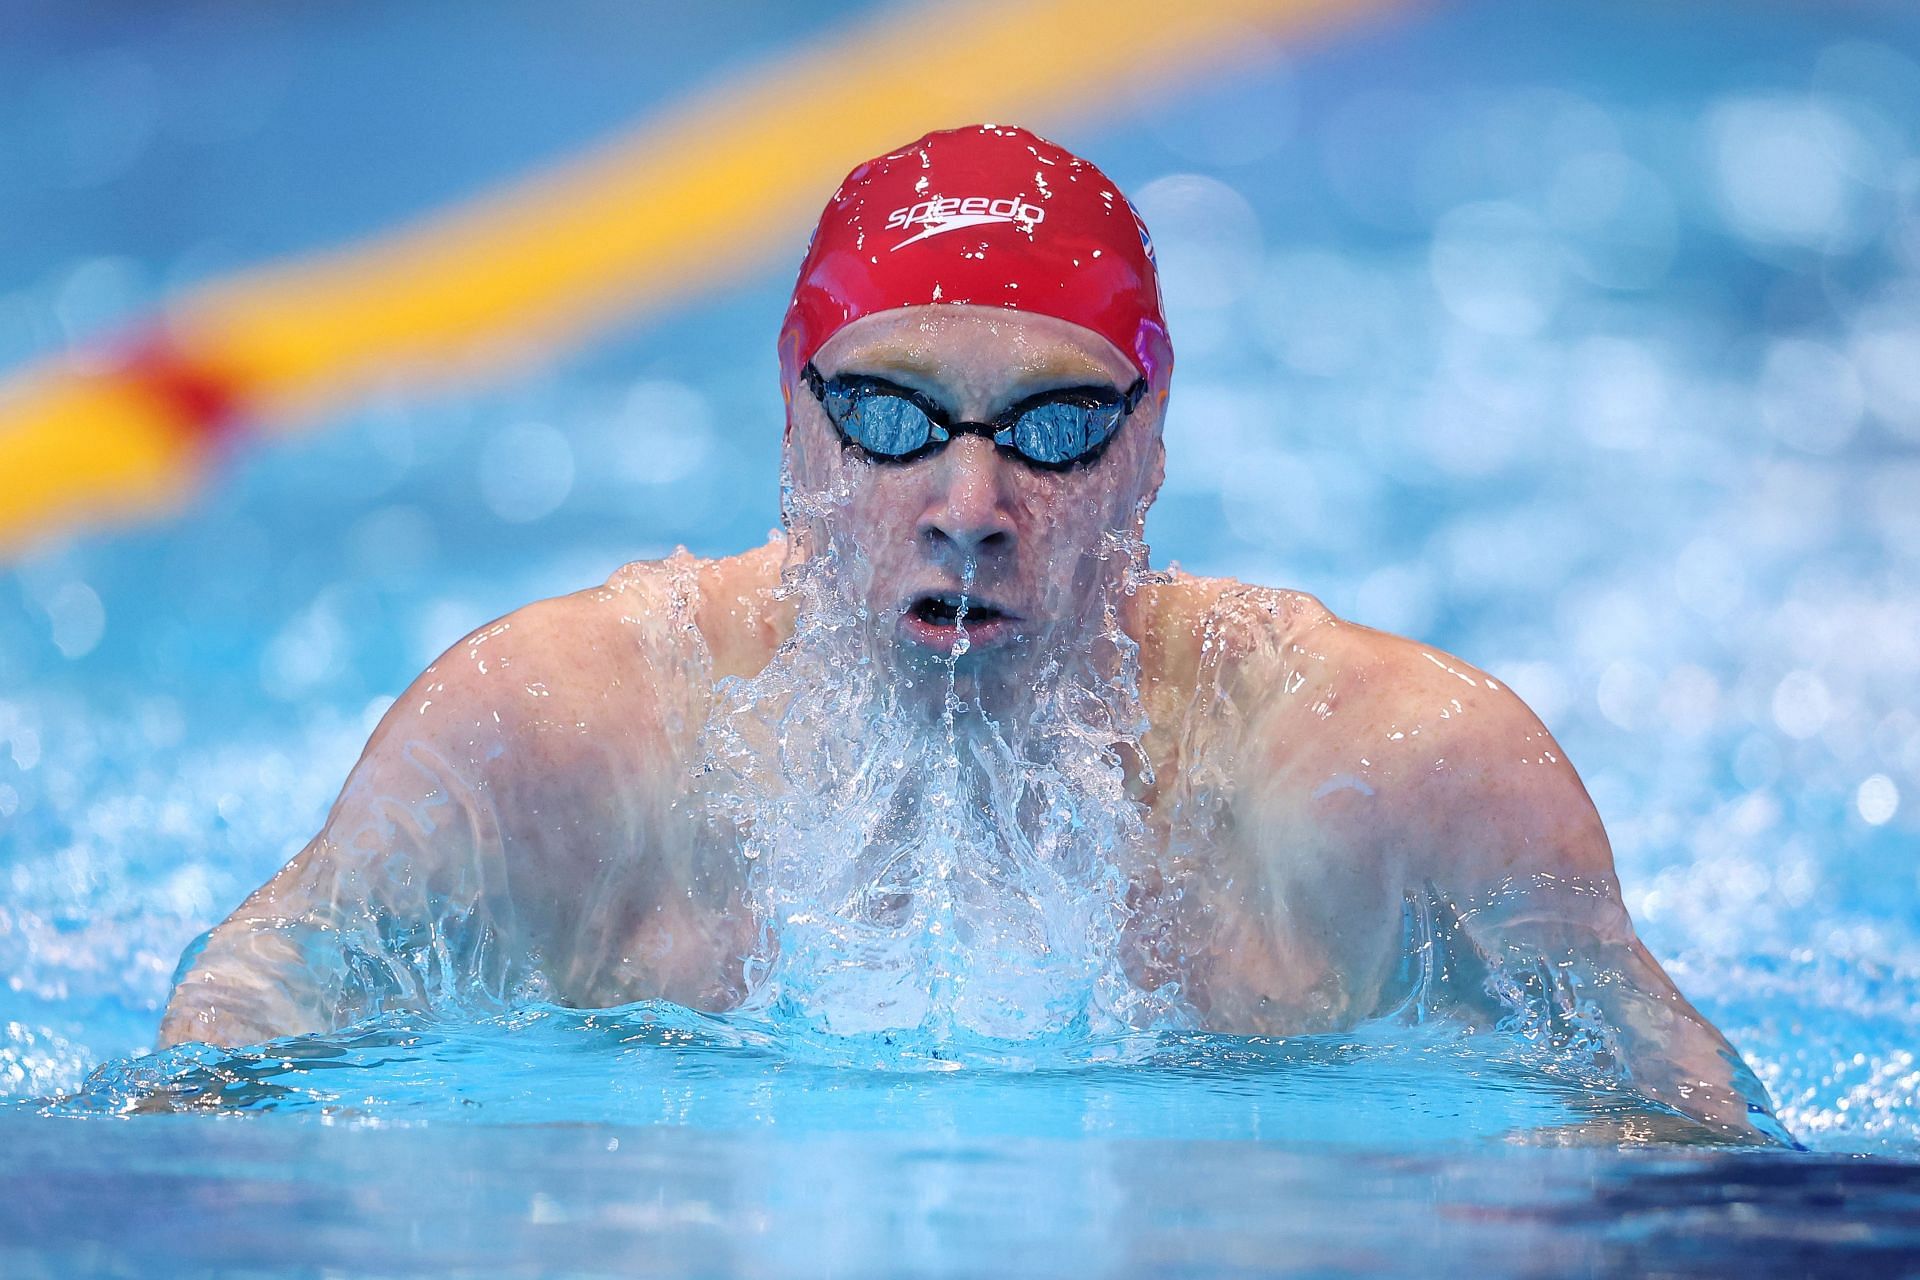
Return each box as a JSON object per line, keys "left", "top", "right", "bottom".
{"left": 4, "top": 0, "right": 1920, "bottom": 1273}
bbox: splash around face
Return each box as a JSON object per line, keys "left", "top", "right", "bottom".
{"left": 782, "top": 305, "right": 1169, "bottom": 713}
{"left": 684, "top": 305, "right": 1184, "bottom": 1038}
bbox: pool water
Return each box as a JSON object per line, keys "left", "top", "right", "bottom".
{"left": 22, "top": 1007, "right": 1919, "bottom": 1274}
{"left": 4, "top": 0, "right": 1920, "bottom": 1273}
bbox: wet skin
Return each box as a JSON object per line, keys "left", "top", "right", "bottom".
{"left": 162, "top": 306, "right": 1780, "bottom": 1142}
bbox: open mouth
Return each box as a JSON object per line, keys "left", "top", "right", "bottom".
{"left": 909, "top": 593, "right": 1009, "bottom": 627}
{"left": 901, "top": 591, "right": 1020, "bottom": 654}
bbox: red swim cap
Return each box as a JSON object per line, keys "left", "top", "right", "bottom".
{"left": 779, "top": 124, "right": 1171, "bottom": 389}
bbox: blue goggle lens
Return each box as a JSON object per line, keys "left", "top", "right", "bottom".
{"left": 806, "top": 366, "right": 1145, "bottom": 470}
{"left": 840, "top": 391, "right": 940, "bottom": 459}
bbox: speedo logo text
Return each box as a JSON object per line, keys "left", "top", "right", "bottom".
{"left": 885, "top": 195, "right": 1046, "bottom": 250}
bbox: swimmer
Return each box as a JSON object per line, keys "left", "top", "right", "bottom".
{"left": 161, "top": 125, "right": 1784, "bottom": 1143}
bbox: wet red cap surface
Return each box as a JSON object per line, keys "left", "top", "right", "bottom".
{"left": 779, "top": 124, "right": 1171, "bottom": 388}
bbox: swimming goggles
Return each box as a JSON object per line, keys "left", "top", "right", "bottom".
{"left": 801, "top": 362, "right": 1149, "bottom": 470}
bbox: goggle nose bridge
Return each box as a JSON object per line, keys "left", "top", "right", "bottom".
{"left": 921, "top": 419, "right": 1017, "bottom": 450}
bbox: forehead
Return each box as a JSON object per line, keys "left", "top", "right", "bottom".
{"left": 811, "top": 304, "right": 1136, "bottom": 393}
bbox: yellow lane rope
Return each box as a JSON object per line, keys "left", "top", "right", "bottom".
{"left": 0, "top": 0, "right": 1396, "bottom": 556}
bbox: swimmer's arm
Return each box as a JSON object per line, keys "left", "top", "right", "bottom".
{"left": 1247, "top": 617, "right": 1786, "bottom": 1144}
{"left": 160, "top": 589, "right": 675, "bottom": 1049}
{"left": 157, "top": 835, "right": 372, "bottom": 1048}
{"left": 157, "top": 664, "right": 526, "bottom": 1048}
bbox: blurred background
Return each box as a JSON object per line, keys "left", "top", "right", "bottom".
{"left": 1, "top": 0, "right": 1917, "bottom": 1153}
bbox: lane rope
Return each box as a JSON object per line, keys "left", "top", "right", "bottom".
{"left": 0, "top": 0, "right": 1396, "bottom": 555}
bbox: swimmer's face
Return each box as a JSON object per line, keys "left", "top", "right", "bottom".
{"left": 785, "top": 304, "right": 1166, "bottom": 675}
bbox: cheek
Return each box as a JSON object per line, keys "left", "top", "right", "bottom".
{"left": 835, "top": 475, "right": 924, "bottom": 584}
{"left": 840, "top": 459, "right": 920, "bottom": 528}
{"left": 1015, "top": 469, "right": 1140, "bottom": 547}
{"left": 786, "top": 429, "right": 832, "bottom": 495}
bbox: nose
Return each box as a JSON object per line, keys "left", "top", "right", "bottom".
{"left": 918, "top": 435, "right": 1016, "bottom": 561}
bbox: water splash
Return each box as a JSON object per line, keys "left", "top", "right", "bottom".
{"left": 702, "top": 480, "right": 1181, "bottom": 1041}
{"left": 703, "top": 627, "right": 1175, "bottom": 1038}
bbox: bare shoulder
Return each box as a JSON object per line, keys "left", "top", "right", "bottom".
{"left": 1130, "top": 571, "right": 1332, "bottom": 729}
{"left": 1133, "top": 571, "right": 1330, "bottom": 673}
{"left": 416, "top": 559, "right": 687, "bottom": 739}
{"left": 344, "top": 549, "right": 733, "bottom": 800}
{"left": 1292, "top": 614, "right": 1610, "bottom": 888}
{"left": 460, "top": 539, "right": 789, "bottom": 697}
{"left": 1153, "top": 576, "right": 1617, "bottom": 893}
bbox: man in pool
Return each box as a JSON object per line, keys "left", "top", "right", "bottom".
{"left": 161, "top": 126, "right": 1784, "bottom": 1143}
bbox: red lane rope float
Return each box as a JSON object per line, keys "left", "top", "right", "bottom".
{"left": 119, "top": 336, "right": 246, "bottom": 447}
{"left": 0, "top": 335, "right": 244, "bottom": 554}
